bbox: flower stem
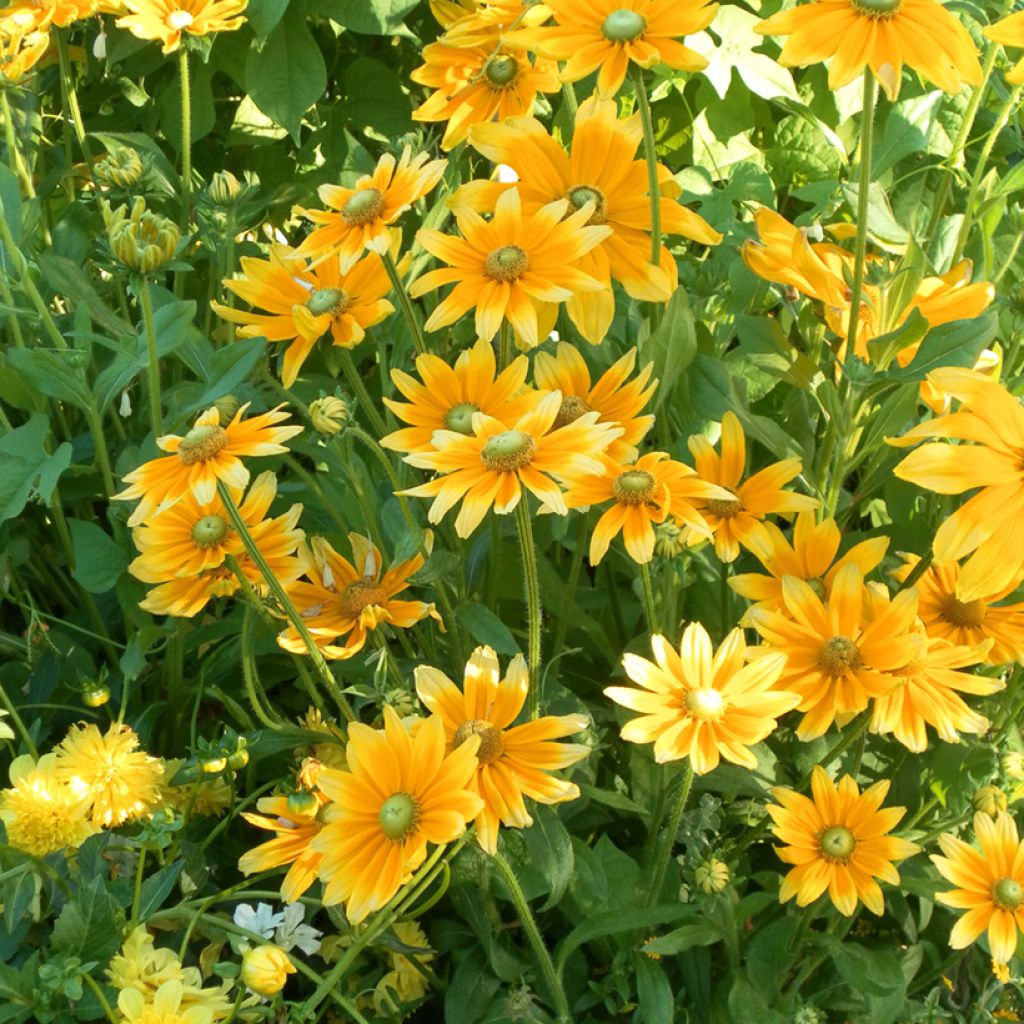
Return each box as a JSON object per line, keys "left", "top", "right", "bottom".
{"left": 639, "top": 561, "right": 659, "bottom": 635}
{"left": 844, "top": 72, "right": 877, "bottom": 360}
{"left": 82, "top": 975, "right": 118, "bottom": 1024}
{"left": 139, "top": 280, "right": 164, "bottom": 437}
{"left": 515, "top": 500, "right": 542, "bottom": 718}
{"left": 647, "top": 760, "right": 693, "bottom": 906}
{"left": 129, "top": 844, "right": 147, "bottom": 928}
{"left": 492, "top": 850, "right": 571, "bottom": 1024}
{"left": 348, "top": 424, "right": 417, "bottom": 530}
{"left": 339, "top": 348, "right": 389, "bottom": 438}
{"left": 0, "top": 213, "right": 68, "bottom": 350}
{"left": 1, "top": 91, "right": 34, "bottom": 199}
{"left": 551, "top": 513, "right": 587, "bottom": 663}
{"left": 178, "top": 45, "right": 192, "bottom": 232}
{"left": 0, "top": 681, "right": 38, "bottom": 759}
{"left": 215, "top": 481, "right": 356, "bottom": 723}
{"left": 240, "top": 604, "right": 284, "bottom": 730}
{"left": 631, "top": 64, "right": 661, "bottom": 268}
{"left": 498, "top": 320, "right": 511, "bottom": 370}
{"left": 382, "top": 249, "right": 426, "bottom": 356}
{"left": 55, "top": 30, "right": 96, "bottom": 185}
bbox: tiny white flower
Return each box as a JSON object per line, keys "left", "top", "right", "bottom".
{"left": 234, "top": 902, "right": 284, "bottom": 939}
{"left": 275, "top": 902, "right": 322, "bottom": 956}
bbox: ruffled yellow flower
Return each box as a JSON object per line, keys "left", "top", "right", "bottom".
{"left": 768, "top": 766, "right": 919, "bottom": 915}
{"left": 0, "top": 0, "right": 94, "bottom": 31}
{"left": 116, "top": 0, "right": 247, "bottom": 53}
{"left": 158, "top": 760, "right": 231, "bottom": 817}
{"left": 933, "top": 812, "right": 1024, "bottom": 963}
{"left": 117, "top": 979, "right": 217, "bottom": 1024}
{"left": 415, "top": 646, "right": 588, "bottom": 853}
{"left": 606, "top": 624, "right": 796, "bottom": 773}
{"left": 755, "top": 0, "right": 980, "bottom": 101}
{"left": 241, "top": 944, "right": 294, "bottom": 997}
{"left": 373, "top": 921, "right": 434, "bottom": 1014}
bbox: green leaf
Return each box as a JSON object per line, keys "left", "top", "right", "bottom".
{"left": 69, "top": 518, "right": 130, "bottom": 594}
{"left": 455, "top": 602, "right": 520, "bottom": 655}
{"left": 768, "top": 114, "right": 842, "bottom": 189}
{"left": 2, "top": 867, "right": 36, "bottom": 934}
{"left": 841, "top": 181, "right": 910, "bottom": 252}
{"left": 0, "top": 415, "right": 72, "bottom": 524}
{"left": 245, "top": 10, "right": 327, "bottom": 140}
{"left": 445, "top": 949, "right": 499, "bottom": 1024}
{"left": 881, "top": 311, "right": 997, "bottom": 383}
{"left": 339, "top": 57, "right": 412, "bottom": 136}
{"left": 37, "top": 254, "right": 132, "bottom": 338}
{"left": 245, "top": 0, "right": 289, "bottom": 37}
{"left": 639, "top": 288, "right": 697, "bottom": 411}
{"left": 578, "top": 783, "right": 647, "bottom": 817}
{"left": 5, "top": 348, "right": 92, "bottom": 409}
{"left": 51, "top": 876, "right": 122, "bottom": 963}
{"left": 0, "top": 165, "right": 22, "bottom": 246}
{"left": 866, "top": 308, "right": 930, "bottom": 372}
{"left": 323, "top": 0, "right": 418, "bottom": 33}
{"left": 135, "top": 861, "right": 184, "bottom": 921}
{"left": 635, "top": 955, "right": 675, "bottom": 1023}
{"left": 641, "top": 920, "right": 722, "bottom": 955}
{"left": 518, "top": 805, "right": 573, "bottom": 911}
{"left": 873, "top": 91, "right": 946, "bottom": 178}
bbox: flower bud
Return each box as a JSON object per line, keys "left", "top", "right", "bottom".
{"left": 94, "top": 146, "right": 144, "bottom": 188}
{"left": 654, "top": 520, "right": 685, "bottom": 559}
{"left": 1004, "top": 752, "right": 1024, "bottom": 781}
{"left": 694, "top": 858, "right": 730, "bottom": 894}
{"left": 384, "top": 688, "right": 417, "bottom": 718}
{"left": 227, "top": 746, "right": 249, "bottom": 771}
{"left": 286, "top": 790, "right": 319, "bottom": 819}
{"left": 104, "top": 197, "right": 180, "bottom": 275}
{"left": 208, "top": 170, "right": 244, "bottom": 207}
{"left": 82, "top": 681, "right": 110, "bottom": 708}
{"left": 310, "top": 396, "right": 350, "bottom": 435}
{"left": 241, "top": 944, "right": 295, "bottom": 996}
{"left": 973, "top": 785, "right": 1008, "bottom": 818}
{"left": 201, "top": 755, "right": 227, "bottom": 774}
{"left": 214, "top": 394, "right": 240, "bottom": 425}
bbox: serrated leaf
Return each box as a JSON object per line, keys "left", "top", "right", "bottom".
{"left": 135, "top": 861, "right": 184, "bottom": 921}
{"left": 51, "top": 876, "right": 122, "bottom": 963}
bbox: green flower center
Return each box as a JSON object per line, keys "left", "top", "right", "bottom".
{"left": 379, "top": 792, "right": 419, "bottom": 841}
{"left": 453, "top": 718, "right": 504, "bottom": 764}
{"left": 307, "top": 287, "right": 348, "bottom": 317}
{"left": 342, "top": 188, "right": 385, "bottom": 226}
{"left": 819, "top": 636, "right": 862, "bottom": 678}
{"left": 850, "top": 0, "right": 902, "bottom": 17}
{"left": 941, "top": 596, "right": 986, "bottom": 628}
{"left": 191, "top": 514, "right": 229, "bottom": 548}
{"left": 705, "top": 497, "right": 742, "bottom": 519}
{"left": 566, "top": 184, "right": 607, "bottom": 225}
{"left": 613, "top": 470, "right": 656, "bottom": 506}
{"left": 484, "top": 244, "right": 530, "bottom": 283}
{"left": 819, "top": 825, "right": 856, "bottom": 862}
{"left": 601, "top": 8, "right": 647, "bottom": 41}
{"left": 177, "top": 424, "right": 229, "bottom": 465}
{"left": 484, "top": 54, "right": 519, "bottom": 88}
{"left": 683, "top": 687, "right": 725, "bottom": 723}
{"left": 481, "top": 429, "right": 537, "bottom": 472}
{"left": 444, "top": 402, "right": 479, "bottom": 435}
{"left": 994, "top": 877, "right": 1024, "bottom": 910}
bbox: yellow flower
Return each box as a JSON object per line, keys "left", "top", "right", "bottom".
{"left": 890, "top": 369, "right": 1024, "bottom": 602}
{"left": 414, "top": 646, "right": 589, "bottom": 853}
{"left": 116, "top": 0, "right": 247, "bottom": 53}
{"left": 399, "top": 390, "right": 621, "bottom": 538}
{"left": 0, "top": 27, "right": 49, "bottom": 81}
{"left": 211, "top": 245, "right": 394, "bottom": 388}
{"left": 373, "top": 921, "right": 434, "bottom": 1013}
{"left": 277, "top": 534, "right": 438, "bottom": 660}
{"left": 114, "top": 403, "right": 301, "bottom": 528}
{"left": 686, "top": 411, "right": 818, "bottom": 563}
{"left": 54, "top": 723, "right": 164, "bottom": 827}
{"left": 893, "top": 555, "right": 1024, "bottom": 666}
{"left": 933, "top": 812, "right": 1024, "bottom": 963}
{"left": 606, "top": 624, "right": 796, "bottom": 773}
{"left": 0, "top": 754, "right": 98, "bottom": 857}
{"left": 748, "top": 564, "right": 921, "bottom": 740}
{"left": 412, "top": 187, "right": 612, "bottom": 349}
{"left": 755, "top": 0, "right": 980, "bottom": 101}
{"left": 508, "top": 0, "right": 715, "bottom": 97}
{"left": 158, "top": 761, "right": 231, "bottom": 817}
{"left": 993, "top": 959, "right": 1012, "bottom": 984}
{"left": 768, "top": 766, "right": 919, "bottom": 915}
{"left": 311, "top": 708, "right": 483, "bottom": 923}
{"left": 117, "top": 979, "right": 216, "bottom": 1024}
{"left": 296, "top": 147, "right": 447, "bottom": 270}
{"left": 381, "top": 338, "right": 539, "bottom": 457}
{"left": 241, "top": 945, "right": 294, "bottom": 997}
{"left": 729, "top": 512, "right": 889, "bottom": 614}
{"left": 0, "top": 0, "right": 94, "bottom": 30}
{"left": 562, "top": 451, "right": 729, "bottom": 565}
{"left": 987, "top": 11, "right": 1024, "bottom": 83}
{"left": 452, "top": 97, "right": 720, "bottom": 341}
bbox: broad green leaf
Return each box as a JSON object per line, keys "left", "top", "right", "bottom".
{"left": 455, "top": 602, "right": 520, "bottom": 655}
{"left": 0, "top": 165, "right": 22, "bottom": 245}
{"left": 135, "top": 861, "right": 184, "bottom": 921}
{"left": 882, "top": 312, "right": 997, "bottom": 383}
{"left": 37, "top": 254, "right": 132, "bottom": 338}
{"left": 0, "top": 415, "right": 72, "bottom": 524}
{"left": 445, "top": 949, "right": 500, "bottom": 1024}
{"left": 642, "top": 920, "right": 722, "bottom": 955}
{"left": 339, "top": 57, "right": 413, "bottom": 136}
{"left": 841, "top": 181, "right": 910, "bottom": 251}
{"left": 518, "top": 805, "right": 573, "bottom": 911}
{"left": 245, "top": 0, "right": 289, "bottom": 37}
{"left": 635, "top": 955, "right": 675, "bottom": 1023}
{"left": 323, "top": 0, "right": 418, "bottom": 33}
{"left": 51, "top": 876, "right": 122, "bottom": 963}
{"left": 866, "top": 308, "right": 930, "bottom": 372}
{"left": 873, "top": 91, "right": 946, "bottom": 177}
{"left": 639, "top": 287, "right": 697, "bottom": 411}
{"left": 6, "top": 348, "right": 92, "bottom": 409}
{"left": 691, "top": 111, "right": 763, "bottom": 181}
{"left": 69, "top": 518, "right": 130, "bottom": 594}
{"left": 768, "top": 114, "right": 842, "bottom": 189}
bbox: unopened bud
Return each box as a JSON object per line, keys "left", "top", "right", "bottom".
{"left": 82, "top": 681, "right": 110, "bottom": 708}
{"left": 201, "top": 755, "right": 227, "bottom": 774}
{"left": 241, "top": 944, "right": 295, "bottom": 997}
{"left": 1004, "top": 752, "right": 1024, "bottom": 781}
{"left": 310, "top": 396, "right": 350, "bottom": 435}
{"left": 973, "top": 785, "right": 1008, "bottom": 818}
{"left": 105, "top": 197, "right": 179, "bottom": 274}
{"left": 654, "top": 520, "right": 686, "bottom": 559}
{"left": 214, "top": 394, "right": 240, "bottom": 425}
{"left": 95, "top": 147, "right": 144, "bottom": 188}
{"left": 694, "top": 857, "right": 730, "bottom": 894}
{"left": 208, "top": 170, "right": 245, "bottom": 207}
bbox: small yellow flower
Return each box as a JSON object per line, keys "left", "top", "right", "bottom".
{"left": 116, "top": 0, "right": 247, "bottom": 54}
{"left": 241, "top": 944, "right": 295, "bottom": 997}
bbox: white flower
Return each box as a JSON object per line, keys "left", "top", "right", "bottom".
{"left": 233, "top": 902, "right": 284, "bottom": 940}
{"left": 275, "top": 902, "right": 322, "bottom": 956}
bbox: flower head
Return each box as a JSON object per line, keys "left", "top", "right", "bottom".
{"left": 116, "top": 0, "right": 247, "bottom": 53}
{"left": 0, "top": 27, "right": 49, "bottom": 81}
{"left": 606, "top": 623, "right": 796, "bottom": 773}
{"left": 768, "top": 766, "right": 919, "bottom": 915}
{"left": 415, "top": 646, "right": 589, "bottom": 853}
{"left": 311, "top": 708, "right": 483, "bottom": 923}
{"left": 373, "top": 920, "right": 434, "bottom": 1013}
{"left": 117, "top": 979, "right": 217, "bottom": 1024}
{"left": 933, "top": 812, "right": 1024, "bottom": 963}
{"left": 0, "top": 0, "right": 94, "bottom": 31}
{"left": 241, "top": 944, "right": 294, "bottom": 997}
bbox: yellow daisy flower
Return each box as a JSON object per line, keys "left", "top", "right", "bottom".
{"left": 686, "top": 411, "right": 818, "bottom": 563}
{"left": 414, "top": 646, "right": 589, "bottom": 854}
{"left": 116, "top": 0, "right": 247, "bottom": 54}
{"left": 412, "top": 187, "right": 612, "bottom": 349}
{"left": 606, "top": 624, "right": 796, "bottom": 773}
{"left": 933, "top": 812, "right": 1024, "bottom": 964}
{"left": 311, "top": 708, "right": 483, "bottom": 924}
{"left": 768, "top": 766, "right": 919, "bottom": 915}
{"left": 508, "top": 0, "right": 715, "bottom": 97}
{"left": 755, "top": 0, "right": 981, "bottom": 101}
{"left": 296, "top": 147, "right": 447, "bottom": 270}
{"left": 117, "top": 979, "right": 216, "bottom": 1024}
{"left": 0, "top": 0, "right": 94, "bottom": 30}
{"left": 399, "top": 390, "right": 621, "bottom": 538}
{"left": 211, "top": 245, "right": 394, "bottom": 388}
{"left": 0, "top": 27, "right": 49, "bottom": 81}
{"left": 986, "top": 11, "right": 1024, "bottom": 83}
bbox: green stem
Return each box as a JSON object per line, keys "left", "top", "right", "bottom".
{"left": 560, "top": 81, "right": 578, "bottom": 135}
{"left": 631, "top": 64, "right": 662, "bottom": 268}
{"left": 130, "top": 844, "right": 147, "bottom": 927}
{"left": 382, "top": 249, "right": 427, "bottom": 356}
{"left": 498, "top": 319, "right": 511, "bottom": 370}
{"left": 240, "top": 604, "right": 284, "bottom": 730}
{"left": 0, "top": 683, "right": 38, "bottom": 759}
{"left": 647, "top": 761, "right": 693, "bottom": 906}
{"left": 84, "top": 403, "right": 117, "bottom": 498}
{"left": 515, "top": 500, "right": 542, "bottom": 718}
{"left": 339, "top": 348, "right": 389, "bottom": 438}
{"left": 139, "top": 280, "right": 164, "bottom": 437}
{"left": 639, "top": 561, "right": 659, "bottom": 635}
{"left": 55, "top": 31, "right": 96, "bottom": 184}
{"left": 492, "top": 850, "right": 571, "bottom": 1023}
{"left": 216, "top": 481, "right": 356, "bottom": 723}
{"left": 551, "top": 513, "right": 587, "bottom": 663}
{"left": 0, "top": 213, "right": 68, "bottom": 350}
{"left": 0, "top": 262, "right": 26, "bottom": 349}
{"left": 348, "top": 425, "right": 417, "bottom": 530}
{"left": 1, "top": 90, "right": 34, "bottom": 198}
{"left": 178, "top": 45, "right": 192, "bottom": 232}
{"left": 844, "top": 73, "right": 876, "bottom": 359}
{"left": 82, "top": 975, "right": 118, "bottom": 1024}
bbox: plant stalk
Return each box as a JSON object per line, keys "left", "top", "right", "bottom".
{"left": 515, "top": 499, "right": 542, "bottom": 718}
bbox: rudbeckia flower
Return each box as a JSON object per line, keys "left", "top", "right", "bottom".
{"left": 768, "top": 766, "right": 919, "bottom": 915}
{"left": 933, "top": 812, "right": 1024, "bottom": 963}
{"left": 380, "top": 338, "right": 540, "bottom": 456}
{"left": 116, "top": 0, "right": 247, "bottom": 53}
{"left": 211, "top": 245, "right": 394, "bottom": 388}
{"left": 890, "top": 369, "right": 1024, "bottom": 602}
{"left": 451, "top": 98, "right": 721, "bottom": 340}
{"left": 755, "top": 0, "right": 981, "bottom": 101}
{"left": 414, "top": 646, "right": 589, "bottom": 854}
{"left": 986, "top": 11, "right": 1024, "bottom": 83}
{"left": 605, "top": 624, "right": 797, "bottom": 773}
{"left": 748, "top": 564, "right": 921, "bottom": 740}
{"left": 276, "top": 534, "right": 439, "bottom": 660}
{"left": 0, "top": 0, "right": 95, "bottom": 30}
{"left": 399, "top": 391, "right": 621, "bottom": 538}
{"left": 0, "top": 28, "right": 49, "bottom": 81}
{"left": 508, "top": 0, "right": 716, "bottom": 97}
{"left": 411, "top": 187, "right": 612, "bottom": 349}
{"left": 312, "top": 708, "right": 483, "bottom": 924}
{"left": 114, "top": 404, "right": 301, "bottom": 528}
{"left": 296, "top": 147, "right": 447, "bottom": 270}
{"left": 893, "top": 555, "right": 1024, "bottom": 666}
{"left": 686, "top": 411, "right": 818, "bottom": 563}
